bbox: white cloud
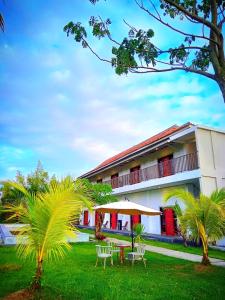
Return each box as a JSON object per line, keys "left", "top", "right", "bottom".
{"left": 42, "top": 52, "right": 63, "bottom": 68}
{"left": 71, "top": 137, "right": 119, "bottom": 160}
{"left": 181, "top": 95, "right": 202, "bottom": 106}
{"left": 51, "top": 69, "right": 71, "bottom": 82}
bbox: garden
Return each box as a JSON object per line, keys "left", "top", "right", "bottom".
{"left": 1, "top": 242, "right": 225, "bottom": 300}
{"left": 1, "top": 165, "right": 225, "bottom": 299}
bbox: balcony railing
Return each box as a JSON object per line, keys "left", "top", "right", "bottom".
{"left": 103, "top": 152, "right": 198, "bottom": 189}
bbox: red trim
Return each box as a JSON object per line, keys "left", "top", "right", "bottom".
{"left": 95, "top": 211, "right": 99, "bottom": 226}
{"left": 111, "top": 173, "right": 119, "bottom": 188}
{"left": 83, "top": 210, "right": 89, "bottom": 226}
{"left": 130, "top": 166, "right": 140, "bottom": 184}
{"left": 164, "top": 208, "right": 175, "bottom": 236}
{"left": 133, "top": 214, "right": 141, "bottom": 225}
{"left": 110, "top": 213, "right": 118, "bottom": 229}
{"left": 131, "top": 215, "right": 141, "bottom": 229}
{"left": 158, "top": 155, "right": 173, "bottom": 177}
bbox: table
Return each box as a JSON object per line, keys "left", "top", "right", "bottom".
{"left": 116, "top": 244, "right": 130, "bottom": 263}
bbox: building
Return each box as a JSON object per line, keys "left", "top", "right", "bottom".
{"left": 80, "top": 123, "right": 225, "bottom": 243}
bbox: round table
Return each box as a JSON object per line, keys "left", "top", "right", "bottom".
{"left": 116, "top": 244, "right": 130, "bottom": 263}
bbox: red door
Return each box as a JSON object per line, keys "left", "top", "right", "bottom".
{"left": 158, "top": 155, "right": 173, "bottom": 177}
{"left": 110, "top": 213, "right": 118, "bottom": 229}
{"left": 83, "top": 210, "right": 89, "bottom": 226}
{"left": 164, "top": 208, "right": 175, "bottom": 236}
{"left": 95, "top": 211, "right": 99, "bottom": 226}
{"left": 130, "top": 166, "right": 140, "bottom": 184}
{"left": 111, "top": 173, "right": 119, "bottom": 188}
{"left": 131, "top": 215, "right": 141, "bottom": 229}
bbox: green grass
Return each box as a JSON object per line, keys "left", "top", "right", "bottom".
{"left": 0, "top": 243, "right": 225, "bottom": 300}
{"left": 80, "top": 228, "right": 225, "bottom": 261}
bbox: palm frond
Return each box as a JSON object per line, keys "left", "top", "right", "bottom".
{"left": 5, "top": 181, "right": 31, "bottom": 199}
{"left": 164, "top": 188, "right": 198, "bottom": 210}
{"left": 5, "top": 178, "right": 92, "bottom": 263}
{"left": 210, "top": 188, "right": 225, "bottom": 209}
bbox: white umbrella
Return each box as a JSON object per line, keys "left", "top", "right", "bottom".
{"left": 94, "top": 200, "right": 161, "bottom": 251}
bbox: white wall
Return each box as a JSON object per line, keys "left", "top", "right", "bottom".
{"left": 195, "top": 127, "right": 225, "bottom": 195}
{"left": 116, "top": 184, "right": 188, "bottom": 235}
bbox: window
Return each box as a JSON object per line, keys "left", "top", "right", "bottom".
{"left": 158, "top": 154, "right": 173, "bottom": 177}
{"left": 111, "top": 173, "right": 119, "bottom": 188}
{"left": 96, "top": 178, "right": 102, "bottom": 183}
{"left": 130, "top": 166, "right": 140, "bottom": 184}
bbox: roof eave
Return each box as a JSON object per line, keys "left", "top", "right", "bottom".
{"left": 80, "top": 123, "right": 195, "bottom": 179}
{"left": 80, "top": 137, "right": 171, "bottom": 178}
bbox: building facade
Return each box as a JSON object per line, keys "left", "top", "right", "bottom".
{"left": 80, "top": 123, "right": 225, "bottom": 244}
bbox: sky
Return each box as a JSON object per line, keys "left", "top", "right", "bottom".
{"left": 0, "top": 0, "right": 225, "bottom": 180}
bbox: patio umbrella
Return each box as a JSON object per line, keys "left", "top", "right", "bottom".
{"left": 94, "top": 200, "right": 161, "bottom": 251}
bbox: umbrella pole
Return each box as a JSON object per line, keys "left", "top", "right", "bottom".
{"left": 131, "top": 215, "right": 134, "bottom": 252}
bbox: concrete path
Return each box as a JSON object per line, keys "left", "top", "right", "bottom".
{"left": 107, "top": 237, "right": 225, "bottom": 267}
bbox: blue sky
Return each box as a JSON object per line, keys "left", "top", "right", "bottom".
{"left": 1, "top": 0, "right": 225, "bottom": 180}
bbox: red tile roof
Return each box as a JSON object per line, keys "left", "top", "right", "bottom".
{"left": 83, "top": 122, "right": 194, "bottom": 177}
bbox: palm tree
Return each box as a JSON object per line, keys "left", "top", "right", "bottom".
{"left": 4, "top": 176, "right": 91, "bottom": 290}
{"left": 164, "top": 189, "right": 225, "bottom": 265}
{"left": 133, "top": 223, "right": 145, "bottom": 244}
{"left": 172, "top": 202, "right": 188, "bottom": 247}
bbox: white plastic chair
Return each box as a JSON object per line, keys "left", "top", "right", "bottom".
{"left": 127, "top": 244, "right": 146, "bottom": 267}
{"left": 107, "top": 241, "right": 120, "bottom": 259}
{"left": 95, "top": 245, "right": 113, "bottom": 269}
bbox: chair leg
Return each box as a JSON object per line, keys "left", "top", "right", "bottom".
{"left": 95, "top": 257, "right": 98, "bottom": 267}
{"left": 104, "top": 258, "right": 106, "bottom": 269}
{"left": 132, "top": 259, "right": 134, "bottom": 267}
{"left": 143, "top": 258, "right": 146, "bottom": 268}
{"left": 111, "top": 256, "right": 113, "bottom": 266}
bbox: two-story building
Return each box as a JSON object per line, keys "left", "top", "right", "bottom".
{"left": 80, "top": 122, "right": 225, "bottom": 242}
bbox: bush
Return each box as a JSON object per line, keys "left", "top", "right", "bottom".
{"left": 96, "top": 233, "right": 106, "bottom": 240}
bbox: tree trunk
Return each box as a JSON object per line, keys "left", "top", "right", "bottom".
{"left": 201, "top": 237, "right": 210, "bottom": 265}
{"left": 177, "top": 225, "right": 188, "bottom": 247}
{"left": 95, "top": 212, "right": 105, "bottom": 239}
{"left": 182, "top": 235, "right": 188, "bottom": 248}
{"left": 217, "top": 77, "right": 225, "bottom": 102}
{"left": 202, "top": 251, "right": 210, "bottom": 265}
{"left": 31, "top": 259, "right": 43, "bottom": 291}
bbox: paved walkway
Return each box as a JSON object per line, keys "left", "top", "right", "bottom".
{"left": 107, "top": 237, "right": 225, "bottom": 267}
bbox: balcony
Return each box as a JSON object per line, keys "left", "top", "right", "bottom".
{"left": 103, "top": 152, "right": 199, "bottom": 189}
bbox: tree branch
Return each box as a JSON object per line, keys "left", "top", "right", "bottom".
{"left": 164, "top": 0, "right": 221, "bottom": 37}
{"left": 148, "top": 0, "right": 161, "bottom": 19}
{"left": 98, "top": 16, "right": 121, "bottom": 46}
{"left": 135, "top": 0, "right": 219, "bottom": 46}
{"left": 82, "top": 36, "right": 215, "bottom": 81}
{"left": 130, "top": 66, "right": 216, "bottom": 80}
{"left": 158, "top": 46, "right": 209, "bottom": 54}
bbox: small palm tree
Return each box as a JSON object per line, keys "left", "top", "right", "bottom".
{"left": 164, "top": 188, "right": 225, "bottom": 265}
{"left": 4, "top": 176, "right": 91, "bottom": 290}
{"left": 133, "top": 223, "right": 145, "bottom": 244}
{"left": 172, "top": 202, "right": 188, "bottom": 247}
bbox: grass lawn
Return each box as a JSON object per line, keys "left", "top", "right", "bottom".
{"left": 0, "top": 243, "right": 225, "bottom": 300}
{"left": 80, "top": 228, "right": 225, "bottom": 261}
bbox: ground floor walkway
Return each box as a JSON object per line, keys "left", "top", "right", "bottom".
{"left": 107, "top": 237, "right": 225, "bottom": 268}
{"left": 78, "top": 225, "right": 184, "bottom": 243}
